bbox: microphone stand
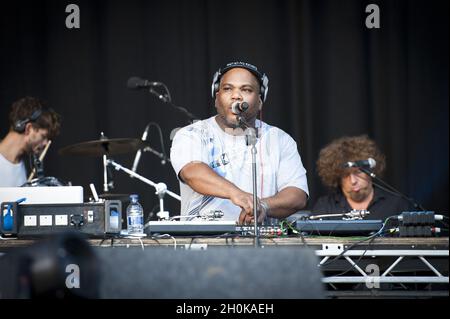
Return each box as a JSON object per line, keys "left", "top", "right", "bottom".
{"left": 132, "top": 122, "right": 170, "bottom": 175}
{"left": 141, "top": 146, "right": 171, "bottom": 165}
{"left": 238, "top": 115, "right": 260, "bottom": 248}
{"left": 147, "top": 85, "right": 199, "bottom": 123}
{"left": 359, "top": 167, "right": 425, "bottom": 210}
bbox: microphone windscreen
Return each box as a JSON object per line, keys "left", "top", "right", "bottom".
{"left": 127, "top": 77, "right": 143, "bottom": 89}
{"left": 231, "top": 102, "right": 240, "bottom": 115}
{"left": 240, "top": 102, "right": 249, "bottom": 111}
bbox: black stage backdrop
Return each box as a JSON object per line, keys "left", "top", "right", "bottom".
{"left": 0, "top": 0, "right": 448, "bottom": 219}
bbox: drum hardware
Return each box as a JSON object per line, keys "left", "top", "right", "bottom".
{"left": 22, "top": 176, "right": 69, "bottom": 187}
{"left": 28, "top": 140, "right": 51, "bottom": 181}
{"left": 107, "top": 159, "right": 180, "bottom": 219}
{"left": 58, "top": 135, "right": 150, "bottom": 157}
{"left": 132, "top": 122, "right": 170, "bottom": 176}
{"left": 58, "top": 133, "right": 180, "bottom": 215}
{"left": 87, "top": 184, "right": 130, "bottom": 204}
{"left": 89, "top": 183, "right": 100, "bottom": 202}
{"left": 23, "top": 140, "right": 68, "bottom": 187}
{"left": 59, "top": 132, "right": 151, "bottom": 192}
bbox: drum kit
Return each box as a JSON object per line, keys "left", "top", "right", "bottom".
{"left": 28, "top": 131, "right": 180, "bottom": 219}
{"left": 23, "top": 78, "right": 195, "bottom": 217}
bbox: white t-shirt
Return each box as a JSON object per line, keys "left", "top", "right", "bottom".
{"left": 0, "top": 153, "right": 27, "bottom": 187}
{"left": 170, "top": 116, "right": 309, "bottom": 221}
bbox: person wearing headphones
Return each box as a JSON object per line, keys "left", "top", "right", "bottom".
{"left": 312, "top": 135, "right": 414, "bottom": 220}
{"left": 0, "top": 97, "right": 61, "bottom": 187}
{"left": 170, "top": 61, "right": 309, "bottom": 224}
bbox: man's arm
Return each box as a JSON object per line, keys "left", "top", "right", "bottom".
{"left": 238, "top": 186, "right": 307, "bottom": 224}
{"left": 263, "top": 187, "right": 307, "bottom": 218}
{"left": 179, "top": 161, "right": 256, "bottom": 215}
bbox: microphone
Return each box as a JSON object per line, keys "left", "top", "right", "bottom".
{"left": 231, "top": 101, "right": 249, "bottom": 115}
{"left": 132, "top": 125, "right": 150, "bottom": 173}
{"left": 343, "top": 158, "right": 376, "bottom": 169}
{"left": 127, "top": 76, "right": 162, "bottom": 89}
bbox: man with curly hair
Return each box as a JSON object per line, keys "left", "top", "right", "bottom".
{"left": 0, "top": 97, "right": 61, "bottom": 187}
{"left": 312, "top": 135, "right": 412, "bottom": 220}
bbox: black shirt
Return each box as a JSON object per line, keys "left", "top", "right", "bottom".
{"left": 311, "top": 186, "right": 414, "bottom": 221}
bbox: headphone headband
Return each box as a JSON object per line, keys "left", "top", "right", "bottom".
{"left": 211, "top": 61, "right": 269, "bottom": 102}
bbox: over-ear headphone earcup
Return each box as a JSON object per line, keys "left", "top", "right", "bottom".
{"left": 14, "top": 120, "right": 27, "bottom": 133}
{"left": 211, "top": 70, "right": 221, "bottom": 98}
{"left": 13, "top": 109, "right": 42, "bottom": 133}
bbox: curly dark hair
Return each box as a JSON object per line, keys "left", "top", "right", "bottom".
{"left": 9, "top": 96, "right": 61, "bottom": 139}
{"left": 316, "top": 135, "right": 386, "bottom": 190}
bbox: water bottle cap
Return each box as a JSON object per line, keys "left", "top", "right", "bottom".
{"left": 130, "top": 194, "right": 139, "bottom": 201}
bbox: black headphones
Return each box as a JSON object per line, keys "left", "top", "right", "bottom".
{"left": 14, "top": 109, "right": 43, "bottom": 133}
{"left": 211, "top": 61, "right": 269, "bottom": 102}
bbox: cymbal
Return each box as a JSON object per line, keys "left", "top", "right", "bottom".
{"left": 59, "top": 138, "right": 148, "bottom": 156}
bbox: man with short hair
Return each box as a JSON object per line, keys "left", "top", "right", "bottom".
{"left": 0, "top": 97, "right": 61, "bottom": 187}
{"left": 170, "top": 61, "right": 309, "bottom": 224}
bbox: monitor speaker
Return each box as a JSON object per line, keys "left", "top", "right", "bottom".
{"left": 96, "top": 246, "right": 324, "bottom": 299}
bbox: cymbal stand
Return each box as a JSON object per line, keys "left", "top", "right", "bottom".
{"left": 103, "top": 154, "right": 111, "bottom": 192}
{"left": 100, "top": 132, "right": 114, "bottom": 192}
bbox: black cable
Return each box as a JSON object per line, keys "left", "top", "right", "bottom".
{"left": 297, "top": 229, "right": 308, "bottom": 247}
{"left": 329, "top": 232, "right": 380, "bottom": 277}
{"left": 188, "top": 237, "right": 195, "bottom": 250}
{"left": 268, "top": 237, "right": 278, "bottom": 246}
{"left": 319, "top": 215, "right": 397, "bottom": 268}
{"left": 146, "top": 122, "right": 168, "bottom": 162}
{"left": 146, "top": 203, "right": 160, "bottom": 223}
{"left": 284, "top": 219, "right": 308, "bottom": 247}
{"left": 438, "top": 220, "right": 449, "bottom": 228}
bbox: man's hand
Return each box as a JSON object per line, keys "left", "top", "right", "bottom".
{"left": 237, "top": 197, "right": 267, "bottom": 225}
{"left": 229, "top": 190, "right": 254, "bottom": 216}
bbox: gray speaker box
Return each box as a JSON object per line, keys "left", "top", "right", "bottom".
{"left": 96, "top": 247, "right": 324, "bottom": 299}
{"left": 0, "top": 232, "right": 101, "bottom": 298}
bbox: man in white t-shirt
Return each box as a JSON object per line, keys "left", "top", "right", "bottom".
{"left": 0, "top": 97, "right": 61, "bottom": 187}
{"left": 170, "top": 62, "right": 308, "bottom": 224}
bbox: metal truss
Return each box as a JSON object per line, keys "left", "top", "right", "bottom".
{"left": 317, "top": 244, "right": 449, "bottom": 289}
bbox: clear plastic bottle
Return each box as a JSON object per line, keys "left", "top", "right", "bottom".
{"left": 126, "top": 194, "right": 144, "bottom": 235}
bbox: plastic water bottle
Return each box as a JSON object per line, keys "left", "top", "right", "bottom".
{"left": 126, "top": 194, "right": 144, "bottom": 235}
